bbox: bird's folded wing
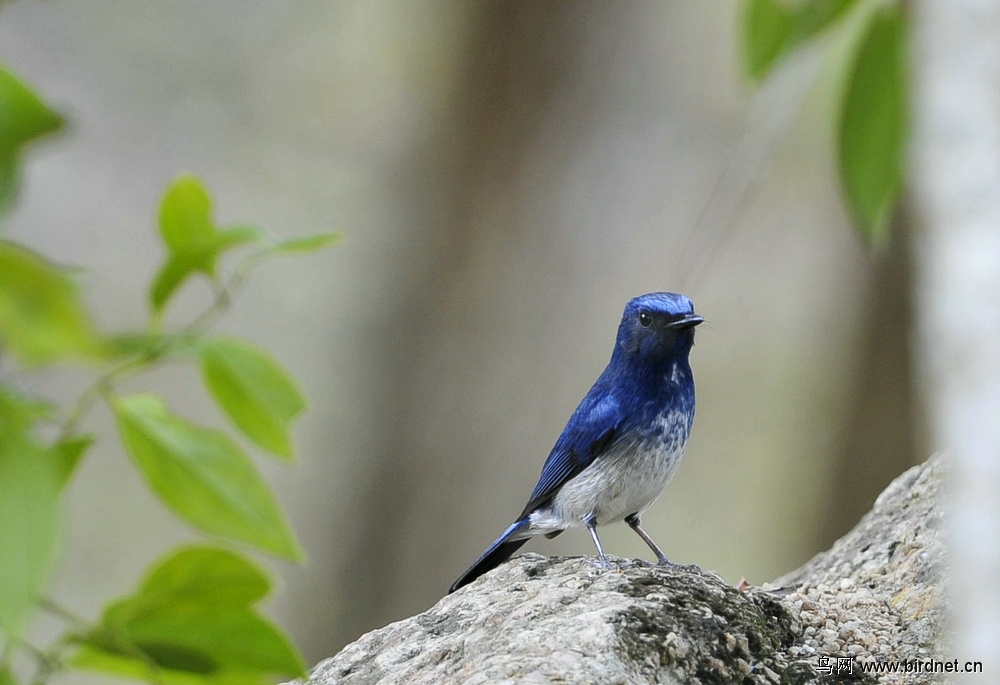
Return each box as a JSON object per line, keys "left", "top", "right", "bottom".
{"left": 519, "top": 391, "right": 621, "bottom": 517}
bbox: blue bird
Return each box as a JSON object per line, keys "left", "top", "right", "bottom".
{"left": 449, "top": 292, "right": 703, "bottom": 593}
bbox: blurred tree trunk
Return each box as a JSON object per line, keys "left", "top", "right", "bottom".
{"left": 820, "top": 211, "right": 917, "bottom": 550}
{"left": 911, "top": 0, "right": 1000, "bottom": 663}
{"left": 334, "top": 2, "right": 580, "bottom": 649}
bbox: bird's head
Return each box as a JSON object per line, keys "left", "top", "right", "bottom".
{"left": 614, "top": 292, "right": 703, "bottom": 366}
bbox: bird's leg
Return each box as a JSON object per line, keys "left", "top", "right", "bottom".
{"left": 625, "top": 513, "right": 671, "bottom": 566}
{"left": 585, "top": 515, "right": 610, "bottom": 568}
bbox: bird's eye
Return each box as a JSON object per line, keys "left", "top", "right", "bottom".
{"left": 638, "top": 312, "right": 653, "bottom": 328}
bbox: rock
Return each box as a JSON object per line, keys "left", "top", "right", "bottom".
{"left": 291, "top": 454, "right": 948, "bottom": 684}
{"left": 771, "top": 451, "right": 949, "bottom": 682}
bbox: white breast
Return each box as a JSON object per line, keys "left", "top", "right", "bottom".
{"left": 527, "top": 410, "right": 690, "bottom": 534}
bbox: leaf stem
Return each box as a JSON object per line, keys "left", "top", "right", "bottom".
{"left": 181, "top": 250, "right": 265, "bottom": 337}
{"left": 58, "top": 357, "right": 145, "bottom": 441}
{"left": 36, "top": 596, "right": 89, "bottom": 629}
{"left": 15, "top": 637, "right": 65, "bottom": 685}
{"left": 56, "top": 251, "right": 266, "bottom": 442}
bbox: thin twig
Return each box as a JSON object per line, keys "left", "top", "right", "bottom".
{"left": 36, "top": 596, "right": 89, "bottom": 630}
{"left": 55, "top": 250, "right": 270, "bottom": 442}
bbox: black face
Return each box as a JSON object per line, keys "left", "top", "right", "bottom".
{"left": 614, "top": 292, "right": 703, "bottom": 366}
{"left": 636, "top": 308, "right": 703, "bottom": 331}
{"left": 620, "top": 307, "right": 703, "bottom": 362}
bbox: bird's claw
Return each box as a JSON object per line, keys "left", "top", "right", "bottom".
{"left": 586, "top": 556, "right": 614, "bottom": 571}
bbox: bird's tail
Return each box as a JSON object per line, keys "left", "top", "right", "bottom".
{"left": 449, "top": 518, "right": 531, "bottom": 593}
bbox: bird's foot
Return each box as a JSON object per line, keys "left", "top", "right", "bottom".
{"left": 586, "top": 555, "right": 614, "bottom": 571}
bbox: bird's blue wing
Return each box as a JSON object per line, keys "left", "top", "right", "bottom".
{"left": 519, "top": 389, "right": 622, "bottom": 517}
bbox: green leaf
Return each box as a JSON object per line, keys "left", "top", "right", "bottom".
{"left": 157, "top": 174, "right": 215, "bottom": 256}
{"left": 838, "top": 5, "right": 906, "bottom": 246}
{"left": 122, "top": 608, "right": 302, "bottom": 675}
{"left": 742, "top": 0, "right": 795, "bottom": 81}
{"left": 211, "top": 224, "right": 265, "bottom": 252}
{"left": 0, "top": 387, "right": 62, "bottom": 637}
{"left": 790, "top": 0, "right": 859, "bottom": 41}
{"left": 0, "top": 664, "right": 18, "bottom": 685}
{"left": 73, "top": 648, "right": 218, "bottom": 684}
{"left": 53, "top": 434, "right": 94, "bottom": 488}
{"left": 75, "top": 546, "right": 305, "bottom": 683}
{"left": 0, "top": 385, "right": 53, "bottom": 430}
{"left": 112, "top": 394, "right": 303, "bottom": 560}
{"left": 0, "top": 428, "right": 60, "bottom": 637}
{"left": 149, "top": 175, "right": 215, "bottom": 313}
{"left": 0, "top": 65, "right": 64, "bottom": 219}
{"left": 742, "top": 0, "right": 859, "bottom": 81}
{"left": 0, "top": 156, "right": 16, "bottom": 223}
{"left": 199, "top": 337, "right": 305, "bottom": 459}
{"left": 149, "top": 255, "right": 195, "bottom": 313}
{"left": 268, "top": 231, "right": 342, "bottom": 255}
{"left": 0, "top": 240, "right": 103, "bottom": 365}
{"left": 149, "top": 177, "right": 266, "bottom": 313}
{"left": 0, "top": 68, "right": 64, "bottom": 151}
{"left": 137, "top": 546, "right": 270, "bottom": 606}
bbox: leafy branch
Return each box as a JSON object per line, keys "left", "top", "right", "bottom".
{"left": 741, "top": 0, "right": 907, "bottom": 247}
{"left": 0, "top": 61, "right": 338, "bottom": 685}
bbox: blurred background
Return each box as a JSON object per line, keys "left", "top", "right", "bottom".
{"left": 0, "top": 0, "right": 920, "bottom": 665}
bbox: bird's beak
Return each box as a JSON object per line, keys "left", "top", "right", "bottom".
{"left": 668, "top": 313, "right": 704, "bottom": 330}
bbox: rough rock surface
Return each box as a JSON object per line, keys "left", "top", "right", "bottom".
{"left": 771, "top": 452, "right": 948, "bottom": 681}
{"left": 293, "top": 454, "right": 948, "bottom": 684}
